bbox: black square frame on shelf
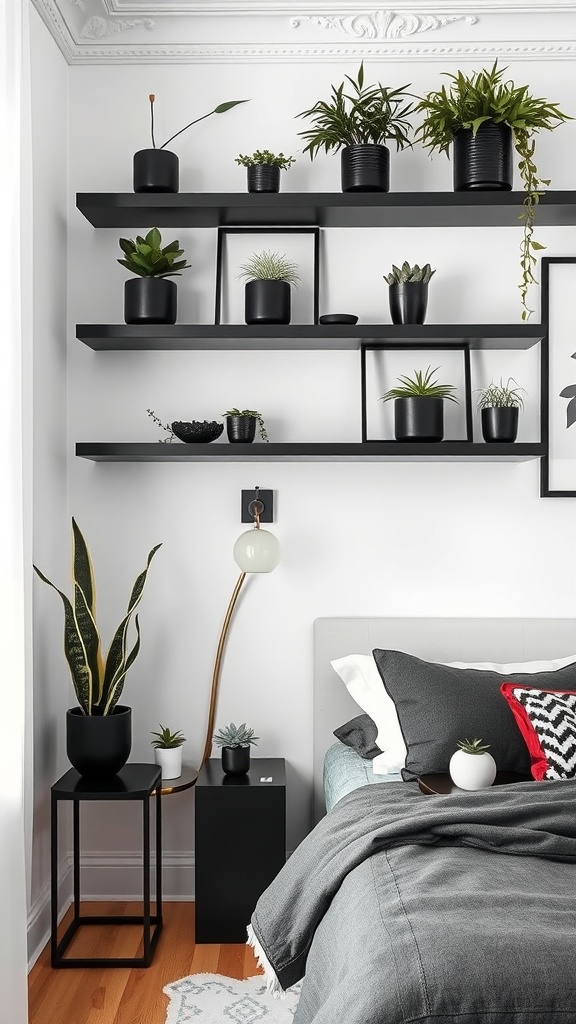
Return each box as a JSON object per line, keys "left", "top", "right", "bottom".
{"left": 360, "top": 342, "right": 473, "bottom": 443}
{"left": 540, "top": 256, "right": 576, "bottom": 497}
{"left": 214, "top": 226, "right": 320, "bottom": 326}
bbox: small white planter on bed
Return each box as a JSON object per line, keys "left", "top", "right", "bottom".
{"left": 449, "top": 739, "right": 497, "bottom": 791}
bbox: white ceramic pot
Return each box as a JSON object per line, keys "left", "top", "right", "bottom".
{"left": 154, "top": 745, "right": 183, "bottom": 780}
{"left": 449, "top": 749, "right": 497, "bottom": 791}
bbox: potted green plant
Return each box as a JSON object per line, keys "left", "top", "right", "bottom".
{"left": 151, "top": 725, "right": 186, "bottom": 780}
{"left": 449, "top": 738, "right": 496, "bottom": 791}
{"left": 213, "top": 722, "right": 259, "bottom": 776}
{"left": 384, "top": 261, "right": 436, "bottom": 324}
{"left": 235, "top": 149, "right": 295, "bottom": 193}
{"left": 296, "top": 62, "right": 414, "bottom": 192}
{"left": 118, "top": 227, "right": 191, "bottom": 325}
{"left": 380, "top": 365, "right": 458, "bottom": 442}
{"left": 414, "top": 62, "right": 572, "bottom": 320}
{"left": 222, "top": 408, "right": 269, "bottom": 444}
{"left": 134, "top": 93, "right": 248, "bottom": 193}
{"left": 475, "top": 377, "right": 526, "bottom": 443}
{"left": 238, "top": 250, "right": 300, "bottom": 325}
{"left": 33, "top": 519, "right": 161, "bottom": 777}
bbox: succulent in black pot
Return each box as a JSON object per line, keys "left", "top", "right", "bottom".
{"left": 235, "top": 149, "right": 295, "bottom": 193}
{"left": 213, "top": 722, "right": 259, "bottom": 776}
{"left": 118, "top": 228, "right": 191, "bottom": 325}
{"left": 384, "top": 261, "right": 436, "bottom": 325}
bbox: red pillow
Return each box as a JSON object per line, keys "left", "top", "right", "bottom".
{"left": 500, "top": 682, "right": 576, "bottom": 780}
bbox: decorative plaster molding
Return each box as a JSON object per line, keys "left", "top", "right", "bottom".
{"left": 79, "top": 14, "right": 154, "bottom": 37}
{"left": 105, "top": 1, "right": 576, "bottom": 11}
{"left": 291, "top": 11, "right": 478, "bottom": 39}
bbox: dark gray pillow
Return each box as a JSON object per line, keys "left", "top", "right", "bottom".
{"left": 333, "top": 714, "right": 381, "bottom": 760}
{"left": 372, "top": 648, "right": 576, "bottom": 780}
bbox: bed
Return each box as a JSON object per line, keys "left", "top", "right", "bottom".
{"left": 248, "top": 617, "right": 576, "bottom": 1024}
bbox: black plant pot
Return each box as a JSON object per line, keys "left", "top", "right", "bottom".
{"left": 247, "top": 165, "right": 280, "bottom": 193}
{"left": 394, "top": 396, "right": 444, "bottom": 442}
{"left": 389, "top": 282, "right": 429, "bottom": 325}
{"left": 481, "top": 406, "right": 519, "bottom": 443}
{"left": 133, "top": 148, "right": 179, "bottom": 193}
{"left": 226, "top": 416, "right": 257, "bottom": 443}
{"left": 66, "top": 705, "right": 132, "bottom": 777}
{"left": 245, "top": 279, "right": 291, "bottom": 325}
{"left": 124, "top": 277, "right": 177, "bottom": 325}
{"left": 341, "top": 144, "right": 390, "bottom": 193}
{"left": 221, "top": 746, "right": 251, "bottom": 776}
{"left": 453, "top": 121, "right": 513, "bottom": 191}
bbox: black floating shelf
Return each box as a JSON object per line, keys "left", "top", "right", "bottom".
{"left": 76, "top": 442, "right": 544, "bottom": 463}
{"left": 76, "top": 191, "right": 576, "bottom": 230}
{"left": 76, "top": 323, "right": 545, "bottom": 352}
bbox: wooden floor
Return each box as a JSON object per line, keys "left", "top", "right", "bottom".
{"left": 28, "top": 902, "right": 260, "bottom": 1024}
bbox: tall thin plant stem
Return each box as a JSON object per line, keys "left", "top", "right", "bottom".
{"left": 149, "top": 93, "right": 156, "bottom": 149}
{"left": 160, "top": 110, "right": 215, "bottom": 151}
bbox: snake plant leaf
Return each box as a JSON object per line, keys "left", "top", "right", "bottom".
{"left": 73, "top": 581, "right": 101, "bottom": 714}
{"left": 103, "top": 615, "right": 141, "bottom": 715}
{"left": 32, "top": 565, "right": 92, "bottom": 714}
{"left": 72, "top": 517, "right": 95, "bottom": 615}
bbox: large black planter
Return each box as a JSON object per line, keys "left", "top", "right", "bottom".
{"left": 394, "top": 396, "right": 444, "bottom": 442}
{"left": 124, "top": 277, "right": 177, "bottom": 325}
{"left": 389, "top": 282, "right": 429, "bottom": 325}
{"left": 226, "top": 416, "right": 256, "bottom": 443}
{"left": 66, "top": 705, "right": 132, "bottom": 777}
{"left": 245, "top": 279, "right": 291, "bottom": 325}
{"left": 341, "top": 144, "right": 390, "bottom": 193}
{"left": 133, "top": 148, "right": 179, "bottom": 193}
{"left": 481, "top": 406, "right": 519, "bottom": 442}
{"left": 247, "top": 165, "right": 280, "bottom": 193}
{"left": 453, "top": 121, "right": 513, "bottom": 191}
{"left": 221, "top": 746, "right": 251, "bottom": 776}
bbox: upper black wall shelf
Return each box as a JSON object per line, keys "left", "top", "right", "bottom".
{"left": 76, "top": 191, "right": 576, "bottom": 230}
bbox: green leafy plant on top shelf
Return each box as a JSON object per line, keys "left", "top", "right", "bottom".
{"left": 384, "top": 261, "right": 436, "bottom": 285}
{"left": 235, "top": 150, "right": 295, "bottom": 169}
{"left": 380, "top": 365, "right": 459, "bottom": 404}
{"left": 33, "top": 519, "right": 161, "bottom": 716}
{"left": 475, "top": 378, "right": 526, "bottom": 410}
{"left": 238, "top": 250, "right": 300, "bottom": 286}
{"left": 222, "top": 408, "right": 269, "bottom": 442}
{"left": 147, "top": 93, "right": 249, "bottom": 151}
{"left": 414, "top": 61, "right": 572, "bottom": 320}
{"left": 457, "top": 738, "right": 491, "bottom": 755}
{"left": 213, "top": 722, "right": 259, "bottom": 749}
{"left": 151, "top": 725, "right": 186, "bottom": 749}
{"left": 118, "top": 228, "right": 191, "bottom": 279}
{"left": 296, "top": 62, "right": 414, "bottom": 157}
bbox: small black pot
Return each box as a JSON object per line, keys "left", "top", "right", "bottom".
{"left": 453, "top": 121, "right": 513, "bottom": 192}
{"left": 341, "top": 144, "right": 390, "bottom": 193}
{"left": 245, "top": 280, "right": 291, "bottom": 325}
{"left": 133, "top": 148, "right": 179, "bottom": 193}
{"left": 481, "top": 406, "right": 519, "bottom": 443}
{"left": 221, "top": 746, "right": 250, "bottom": 776}
{"left": 66, "top": 705, "right": 132, "bottom": 777}
{"left": 394, "top": 396, "right": 444, "bottom": 442}
{"left": 226, "top": 416, "right": 257, "bottom": 443}
{"left": 124, "top": 277, "right": 177, "bottom": 325}
{"left": 389, "top": 282, "right": 429, "bottom": 325}
{"left": 247, "top": 165, "right": 280, "bottom": 193}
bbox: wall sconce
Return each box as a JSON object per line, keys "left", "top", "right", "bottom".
{"left": 201, "top": 488, "right": 280, "bottom": 766}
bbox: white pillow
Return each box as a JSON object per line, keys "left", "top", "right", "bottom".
{"left": 331, "top": 652, "right": 576, "bottom": 775}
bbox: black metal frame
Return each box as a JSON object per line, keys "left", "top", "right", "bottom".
{"left": 50, "top": 764, "right": 163, "bottom": 968}
{"left": 214, "top": 226, "right": 320, "bottom": 326}
{"left": 360, "top": 342, "right": 473, "bottom": 443}
{"left": 540, "top": 256, "right": 576, "bottom": 497}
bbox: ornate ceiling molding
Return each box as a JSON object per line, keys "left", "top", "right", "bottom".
{"left": 291, "top": 12, "right": 478, "bottom": 39}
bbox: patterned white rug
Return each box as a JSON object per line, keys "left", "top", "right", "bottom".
{"left": 163, "top": 973, "right": 302, "bottom": 1024}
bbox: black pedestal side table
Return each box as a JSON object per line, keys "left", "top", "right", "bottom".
{"left": 51, "top": 762, "right": 163, "bottom": 968}
{"left": 195, "top": 757, "right": 286, "bottom": 943}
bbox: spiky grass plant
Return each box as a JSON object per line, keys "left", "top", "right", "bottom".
{"left": 380, "top": 365, "right": 459, "bottom": 404}
{"left": 384, "top": 261, "right": 436, "bottom": 285}
{"left": 457, "top": 738, "right": 491, "bottom": 755}
{"left": 213, "top": 723, "right": 259, "bottom": 749}
{"left": 475, "top": 377, "right": 526, "bottom": 410}
{"left": 118, "top": 228, "right": 191, "bottom": 279}
{"left": 151, "top": 725, "right": 186, "bottom": 749}
{"left": 238, "top": 250, "right": 300, "bottom": 285}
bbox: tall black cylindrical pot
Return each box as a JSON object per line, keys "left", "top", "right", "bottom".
{"left": 389, "top": 282, "right": 429, "bottom": 325}
{"left": 247, "top": 165, "right": 280, "bottom": 193}
{"left": 341, "top": 144, "right": 390, "bottom": 193}
{"left": 245, "top": 279, "right": 291, "bottom": 325}
{"left": 124, "top": 277, "right": 177, "bottom": 325}
{"left": 133, "top": 148, "right": 179, "bottom": 193}
{"left": 226, "top": 416, "right": 257, "bottom": 443}
{"left": 66, "top": 705, "right": 132, "bottom": 777}
{"left": 394, "top": 396, "right": 444, "bottom": 442}
{"left": 453, "top": 121, "right": 513, "bottom": 191}
{"left": 481, "top": 406, "right": 519, "bottom": 442}
{"left": 221, "top": 746, "right": 250, "bottom": 776}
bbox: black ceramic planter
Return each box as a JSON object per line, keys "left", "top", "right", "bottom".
{"left": 394, "top": 396, "right": 444, "bottom": 442}
{"left": 481, "top": 406, "right": 519, "bottom": 442}
{"left": 221, "top": 746, "right": 250, "bottom": 776}
{"left": 226, "top": 416, "right": 257, "bottom": 443}
{"left": 247, "top": 165, "right": 280, "bottom": 193}
{"left": 124, "top": 277, "right": 177, "bottom": 325}
{"left": 341, "top": 144, "right": 390, "bottom": 193}
{"left": 389, "top": 282, "right": 429, "bottom": 325}
{"left": 133, "top": 148, "right": 179, "bottom": 193}
{"left": 453, "top": 121, "right": 513, "bottom": 191}
{"left": 245, "top": 279, "right": 291, "bottom": 325}
{"left": 66, "top": 705, "right": 132, "bottom": 777}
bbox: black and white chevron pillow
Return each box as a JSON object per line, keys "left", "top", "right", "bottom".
{"left": 501, "top": 683, "right": 576, "bottom": 780}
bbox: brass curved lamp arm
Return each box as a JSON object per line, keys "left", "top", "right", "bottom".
{"left": 200, "top": 571, "right": 247, "bottom": 767}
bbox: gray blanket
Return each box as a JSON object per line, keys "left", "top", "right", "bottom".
{"left": 250, "top": 780, "right": 576, "bottom": 1024}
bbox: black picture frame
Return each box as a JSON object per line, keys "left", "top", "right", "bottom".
{"left": 540, "top": 256, "right": 576, "bottom": 497}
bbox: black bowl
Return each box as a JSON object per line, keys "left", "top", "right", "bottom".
{"left": 319, "top": 313, "right": 359, "bottom": 325}
{"left": 171, "top": 420, "right": 224, "bottom": 443}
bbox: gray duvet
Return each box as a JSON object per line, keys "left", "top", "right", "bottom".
{"left": 250, "top": 779, "right": 576, "bottom": 1024}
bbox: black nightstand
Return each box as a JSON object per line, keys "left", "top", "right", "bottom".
{"left": 195, "top": 757, "right": 286, "bottom": 943}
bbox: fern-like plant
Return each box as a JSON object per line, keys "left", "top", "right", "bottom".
{"left": 238, "top": 250, "right": 300, "bottom": 285}
{"left": 380, "top": 366, "right": 459, "bottom": 404}
{"left": 151, "top": 725, "right": 186, "bottom": 749}
{"left": 457, "top": 738, "right": 491, "bottom": 755}
{"left": 118, "top": 228, "right": 191, "bottom": 279}
{"left": 213, "top": 723, "right": 259, "bottom": 749}
{"left": 235, "top": 150, "right": 295, "bottom": 169}
{"left": 384, "top": 261, "right": 436, "bottom": 285}
{"left": 475, "top": 378, "right": 526, "bottom": 410}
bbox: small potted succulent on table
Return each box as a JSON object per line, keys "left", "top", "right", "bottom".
{"left": 238, "top": 249, "right": 300, "bottom": 325}
{"left": 384, "top": 261, "right": 436, "bottom": 324}
{"left": 380, "top": 365, "right": 458, "bottom": 442}
{"left": 151, "top": 724, "right": 186, "bottom": 780}
{"left": 118, "top": 227, "right": 191, "bottom": 324}
{"left": 222, "top": 408, "right": 269, "bottom": 444}
{"left": 475, "top": 378, "right": 526, "bottom": 443}
{"left": 235, "top": 149, "right": 295, "bottom": 193}
{"left": 213, "top": 722, "right": 259, "bottom": 776}
{"left": 449, "top": 737, "right": 497, "bottom": 791}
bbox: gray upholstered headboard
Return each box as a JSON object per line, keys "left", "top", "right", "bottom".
{"left": 312, "top": 617, "right": 576, "bottom": 821}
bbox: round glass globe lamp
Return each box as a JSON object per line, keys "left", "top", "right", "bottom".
{"left": 233, "top": 528, "right": 280, "bottom": 573}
